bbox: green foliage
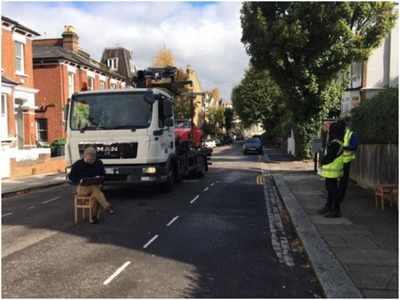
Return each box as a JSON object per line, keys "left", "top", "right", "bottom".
{"left": 240, "top": 2, "right": 397, "bottom": 158}
{"left": 224, "top": 107, "right": 234, "bottom": 132}
{"left": 231, "top": 68, "right": 287, "bottom": 136}
{"left": 351, "top": 88, "right": 398, "bottom": 144}
{"left": 50, "top": 138, "right": 66, "bottom": 149}
{"left": 206, "top": 107, "right": 225, "bottom": 137}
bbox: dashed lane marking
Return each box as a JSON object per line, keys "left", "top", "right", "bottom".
{"left": 210, "top": 182, "right": 215, "bottom": 187}
{"left": 41, "top": 197, "right": 61, "bottom": 204}
{"left": 103, "top": 261, "right": 131, "bottom": 286}
{"left": 203, "top": 187, "right": 209, "bottom": 192}
{"left": 190, "top": 195, "right": 200, "bottom": 204}
{"left": 143, "top": 234, "right": 159, "bottom": 249}
{"left": 27, "top": 206, "right": 35, "bottom": 210}
{"left": 2, "top": 212, "right": 13, "bottom": 218}
{"left": 166, "top": 216, "right": 179, "bottom": 227}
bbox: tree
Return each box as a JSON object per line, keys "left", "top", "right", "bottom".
{"left": 153, "top": 47, "right": 176, "bottom": 67}
{"left": 224, "top": 107, "right": 234, "bottom": 133}
{"left": 231, "top": 67, "right": 287, "bottom": 138}
{"left": 241, "top": 2, "right": 397, "bottom": 158}
{"left": 206, "top": 107, "right": 225, "bottom": 137}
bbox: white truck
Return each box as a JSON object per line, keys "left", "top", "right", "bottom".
{"left": 65, "top": 69, "right": 209, "bottom": 192}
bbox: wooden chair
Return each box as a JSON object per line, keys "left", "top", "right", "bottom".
{"left": 375, "top": 185, "right": 397, "bottom": 210}
{"left": 73, "top": 193, "right": 95, "bottom": 224}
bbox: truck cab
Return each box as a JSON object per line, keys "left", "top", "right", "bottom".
{"left": 66, "top": 88, "right": 177, "bottom": 186}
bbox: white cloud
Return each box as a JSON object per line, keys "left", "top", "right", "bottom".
{"left": 2, "top": 1, "right": 249, "bottom": 100}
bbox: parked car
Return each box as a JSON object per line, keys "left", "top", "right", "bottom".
{"left": 243, "top": 138, "right": 263, "bottom": 155}
{"left": 205, "top": 139, "right": 217, "bottom": 148}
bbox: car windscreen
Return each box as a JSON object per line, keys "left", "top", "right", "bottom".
{"left": 246, "top": 138, "right": 261, "bottom": 144}
{"left": 70, "top": 92, "right": 153, "bottom": 131}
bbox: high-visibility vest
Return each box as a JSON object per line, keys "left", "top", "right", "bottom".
{"left": 342, "top": 129, "right": 356, "bottom": 163}
{"left": 321, "top": 139, "right": 344, "bottom": 178}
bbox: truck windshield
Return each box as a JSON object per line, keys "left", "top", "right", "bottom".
{"left": 70, "top": 92, "right": 153, "bottom": 131}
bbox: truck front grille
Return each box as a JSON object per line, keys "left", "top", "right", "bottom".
{"left": 79, "top": 143, "right": 137, "bottom": 159}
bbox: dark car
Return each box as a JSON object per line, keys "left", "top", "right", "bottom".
{"left": 243, "top": 138, "right": 263, "bottom": 155}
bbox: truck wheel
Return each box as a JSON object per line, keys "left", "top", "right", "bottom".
{"left": 160, "top": 168, "right": 174, "bottom": 193}
{"left": 196, "top": 157, "right": 206, "bottom": 178}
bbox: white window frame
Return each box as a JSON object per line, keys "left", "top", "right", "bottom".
{"left": 68, "top": 72, "right": 74, "bottom": 99}
{"left": 88, "top": 77, "right": 95, "bottom": 90}
{"left": 107, "top": 58, "right": 118, "bottom": 71}
{"left": 15, "top": 41, "right": 24, "bottom": 75}
{"left": 36, "top": 118, "right": 48, "bottom": 143}
{"left": 99, "top": 80, "right": 106, "bottom": 90}
{"left": 1, "top": 93, "right": 8, "bottom": 139}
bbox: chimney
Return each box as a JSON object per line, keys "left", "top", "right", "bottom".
{"left": 62, "top": 25, "right": 79, "bottom": 52}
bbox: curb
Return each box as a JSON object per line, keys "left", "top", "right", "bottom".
{"left": 1, "top": 181, "right": 66, "bottom": 198}
{"left": 273, "top": 174, "right": 362, "bottom": 298}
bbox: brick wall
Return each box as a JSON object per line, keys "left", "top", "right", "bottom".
{"left": 10, "top": 155, "right": 66, "bottom": 178}
{"left": 34, "top": 64, "right": 65, "bottom": 143}
{"left": 6, "top": 93, "right": 16, "bottom": 137}
{"left": 2, "top": 29, "right": 14, "bottom": 79}
{"left": 1, "top": 29, "right": 35, "bottom": 88}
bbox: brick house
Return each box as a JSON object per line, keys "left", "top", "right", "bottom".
{"left": 1, "top": 16, "right": 46, "bottom": 178}
{"left": 32, "top": 25, "right": 127, "bottom": 144}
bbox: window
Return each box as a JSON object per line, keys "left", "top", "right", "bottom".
{"left": 107, "top": 58, "right": 118, "bottom": 70}
{"left": 110, "top": 83, "right": 117, "bottom": 89}
{"left": 68, "top": 72, "right": 74, "bottom": 98}
{"left": 99, "top": 80, "right": 105, "bottom": 90}
{"left": 15, "top": 41, "right": 24, "bottom": 74}
{"left": 1, "top": 94, "right": 8, "bottom": 139}
{"left": 36, "top": 119, "right": 48, "bottom": 142}
{"left": 88, "top": 77, "right": 94, "bottom": 90}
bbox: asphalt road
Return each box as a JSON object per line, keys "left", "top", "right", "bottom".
{"left": 2, "top": 144, "right": 323, "bottom": 298}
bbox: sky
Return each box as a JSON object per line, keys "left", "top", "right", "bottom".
{"left": 2, "top": 1, "right": 250, "bottom": 101}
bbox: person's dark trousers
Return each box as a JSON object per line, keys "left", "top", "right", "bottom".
{"left": 325, "top": 178, "right": 339, "bottom": 212}
{"left": 339, "top": 162, "right": 351, "bottom": 203}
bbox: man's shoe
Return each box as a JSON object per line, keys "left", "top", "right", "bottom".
{"left": 107, "top": 208, "right": 115, "bottom": 215}
{"left": 89, "top": 217, "right": 99, "bottom": 224}
{"left": 325, "top": 211, "right": 341, "bottom": 218}
{"left": 317, "top": 206, "right": 330, "bottom": 215}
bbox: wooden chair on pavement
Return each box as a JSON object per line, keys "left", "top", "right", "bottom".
{"left": 375, "top": 184, "right": 397, "bottom": 210}
{"left": 73, "top": 193, "right": 95, "bottom": 224}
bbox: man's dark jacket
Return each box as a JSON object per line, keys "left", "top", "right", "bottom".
{"left": 68, "top": 159, "right": 105, "bottom": 185}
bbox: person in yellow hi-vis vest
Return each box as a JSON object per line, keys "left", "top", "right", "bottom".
{"left": 318, "top": 122, "right": 344, "bottom": 218}
{"left": 337, "top": 119, "right": 358, "bottom": 205}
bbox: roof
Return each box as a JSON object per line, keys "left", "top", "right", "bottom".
{"left": 33, "top": 45, "right": 125, "bottom": 80}
{"left": 2, "top": 75, "right": 19, "bottom": 86}
{"left": 2, "top": 16, "right": 40, "bottom": 36}
{"left": 101, "top": 48, "right": 135, "bottom": 80}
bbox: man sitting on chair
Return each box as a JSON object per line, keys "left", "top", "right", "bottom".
{"left": 68, "top": 146, "right": 115, "bottom": 223}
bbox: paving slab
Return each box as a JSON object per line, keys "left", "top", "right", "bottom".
{"left": 345, "top": 264, "right": 397, "bottom": 289}
{"left": 362, "top": 289, "right": 398, "bottom": 298}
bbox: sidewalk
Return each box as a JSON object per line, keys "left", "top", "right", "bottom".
{"left": 264, "top": 147, "right": 398, "bottom": 298}
{"left": 1, "top": 172, "right": 66, "bottom": 197}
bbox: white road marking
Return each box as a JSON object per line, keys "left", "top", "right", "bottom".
{"left": 203, "top": 187, "right": 209, "bottom": 192}
{"left": 27, "top": 206, "right": 35, "bottom": 210}
{"left": 103, "top": 261, "right": 131, "bottom": 286}
{"left": 166, "top": 216, "right": 179, "bottom": 227}
{"left": 190, "top": 195, "right": 200, "bottom": 204}
{"left": 143, "top": 234, "right": 159, "bottom": 249}
{"left": 41, "top": 197, "right": 60, "bottom": 204}
{"left": 2, "top": 212, "right": 12, "bottom": 218}
{"left": 210, "top": 182, "right": 215, "bottom": 187}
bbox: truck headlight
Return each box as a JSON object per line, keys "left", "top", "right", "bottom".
{"left": 143, "top": 166, "right": 157, "bottom": 174}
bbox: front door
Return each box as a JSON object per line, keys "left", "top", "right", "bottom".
{"left": 0, "top": 94, "right": 8, "bottom": 140}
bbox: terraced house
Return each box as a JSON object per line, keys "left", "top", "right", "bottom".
{"left": 1, "top": 16, "right": 43, "bottom": 178}
{"left": 32, "top": 25, "right": 127, "bottom": 144}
